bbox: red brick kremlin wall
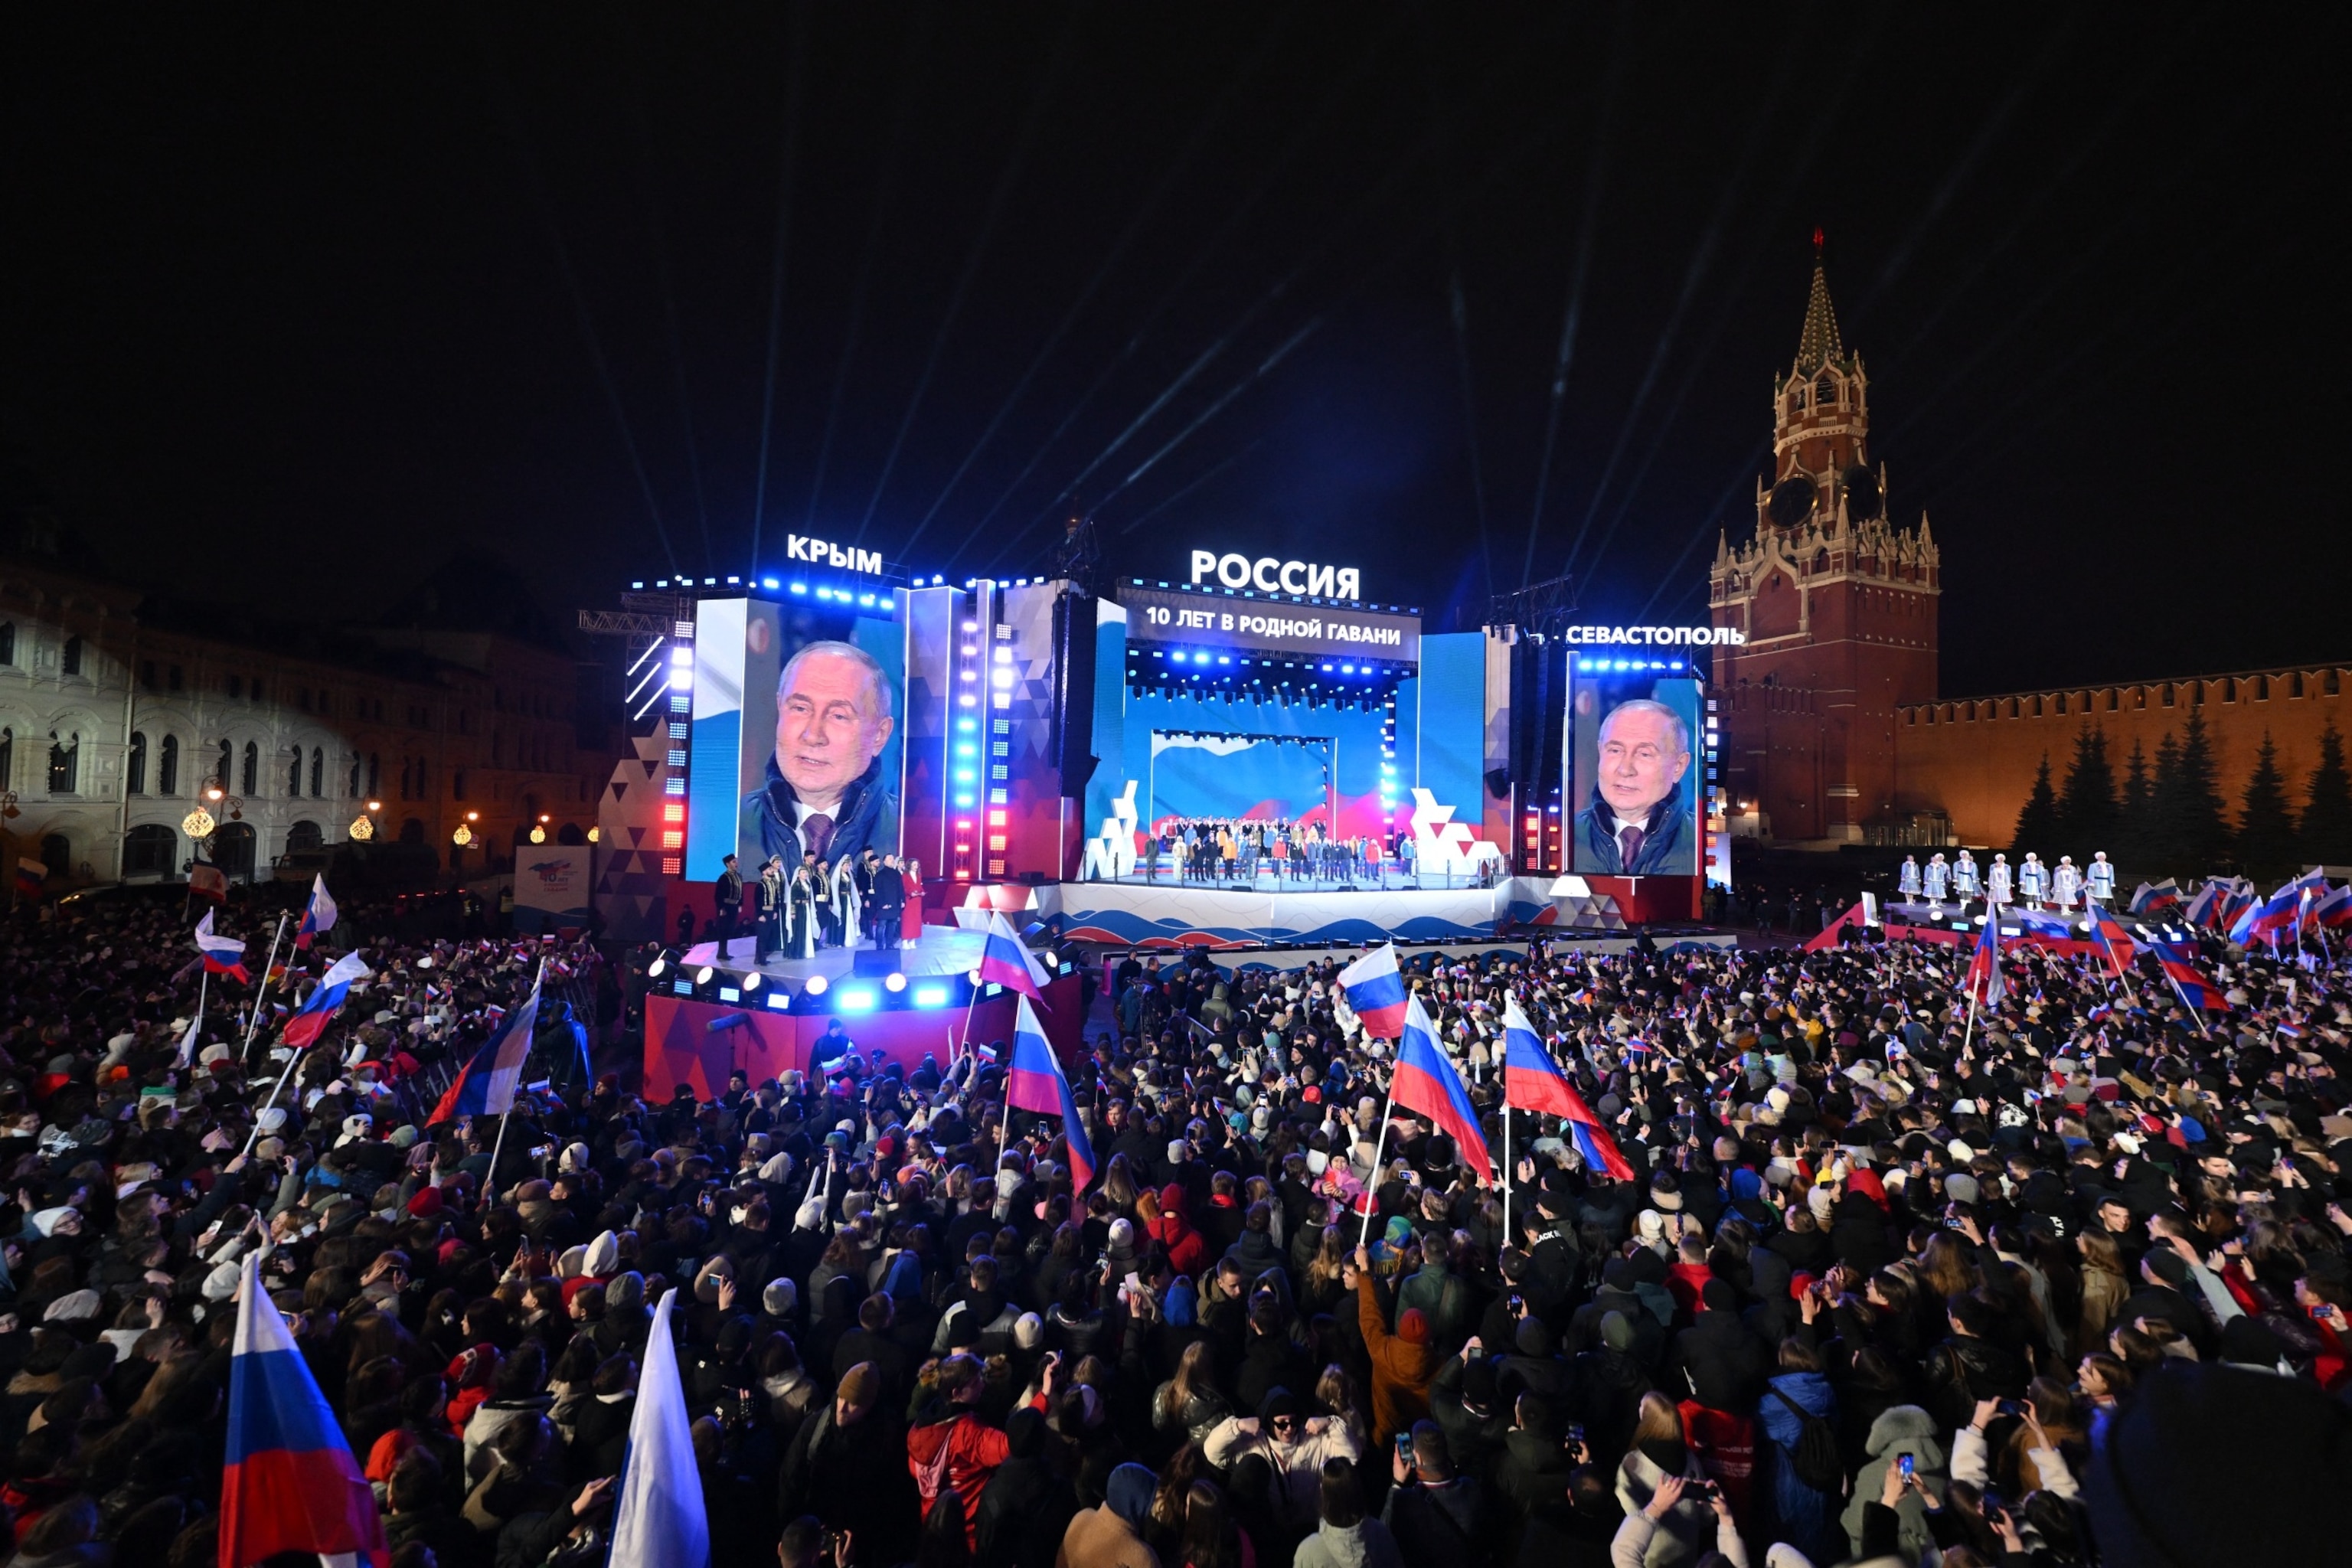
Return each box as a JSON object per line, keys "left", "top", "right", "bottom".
{"left": 1893, "top": 665, "right": 2351, "bottom": 849}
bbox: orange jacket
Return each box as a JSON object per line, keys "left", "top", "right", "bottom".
{"left": 1357, "top": 1275, "right": 1439, "bottom": 1446}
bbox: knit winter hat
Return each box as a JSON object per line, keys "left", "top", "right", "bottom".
{"left": 836, "top": 1363, "right": 881, "bottom": 1409}
{"left": 764, "top": 1279, "right": 797, "bottom": 1318}
{"left": 1397, "top": 1308, "right": 1429, "bottom": 1345}
{"left": 1599, "top": 1311, "right": 1635, "bottom": 1352}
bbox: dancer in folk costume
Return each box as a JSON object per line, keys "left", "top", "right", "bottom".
{"left": 789, "top": 857, "right": 823, "bottom": 960}
{"left": 2086, "top": 851, "right": 2116, "bottom": 906}
{"left": 1923, "top": 853, "right": 1951, "bottom": 904}
{"left": 831, "top": 854, "right": 863, "bottom": 950}
{"left": 1954, "top": 850, "right": 1981, "bottom": 902}
{"left": 1987, "top": 853, "right": 2013, "bottom": 908}
{"left": 2018, "top": 851, "right": 2048, "bottom": 909}
{"left": 1899, "top": 855, "right": 1922, "bottom": 900}
{"left": 2052, "top": 854, "right": 2082, "bottom": 912}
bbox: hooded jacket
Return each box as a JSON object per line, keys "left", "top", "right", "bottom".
{"left": 1839, "top": 1403, "right": 1947, "bottom": 1563}
{"left": 1202, "top": 1388, "right": 1362, "bottom": 1530}
{"left": 908, "top": 1399, "right": 1012, "bottom": 1550}
{"left": 1146, "top": 1184, "right": 1209, "bottom": 1279}
{"left": 1291, "top": 1514, "right": 1406, "bottom": 1568}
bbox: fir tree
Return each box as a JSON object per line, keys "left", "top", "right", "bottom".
{"left": 2117, "top": 737, "right": 2154, "bottom": 868}
{"left": 2303, "top": 721, "right": 2352, "bottom": 867}
{"left": 2056, "top": 725, "right": 2118, "bottom": 854}
{"left": 2151, "top": 712, "right": 2230, "bottom": 872}
{"left": 2145, "top": 732, "right": 2184, "bottom": 871}
{"left": 2236, "top": 732, "right": 2299, "bottom": 875}
{"left": 2011, "top": 753, "right": 2062, "bottom": 859}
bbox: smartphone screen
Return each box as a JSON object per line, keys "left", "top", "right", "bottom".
{"left": 1898, "top": 1453, "right": 1914, "bottom": 1480}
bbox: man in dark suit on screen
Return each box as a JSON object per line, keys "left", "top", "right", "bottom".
{"left": 1573, "top": 697, "right": 1696, "bottom": 875}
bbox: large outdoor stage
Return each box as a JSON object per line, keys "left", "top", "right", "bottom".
{"left": 1029, "top": 874, "right": 1703, "bottom": 949}
{"left": 643, "top": 927, "right": 1086, "bottom": 1099}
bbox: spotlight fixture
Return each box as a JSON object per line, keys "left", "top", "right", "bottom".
{"left": 648, "top": 953, "right": 670, "bottom": 978}
{"left": 884, "top": 972, "right": 906, "bottom": 993}
{"left": 741, "top": 972, "right": 762, "bottom": 991}
{"left": 694, "top": 965, "right": 715, "bottom": 985}
{"left": 804, "top": 974, "right": 829, "bottom": 997}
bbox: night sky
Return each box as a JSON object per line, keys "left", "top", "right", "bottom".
{"left": 4, "top": 8, "right": 2343, "bottom": 697}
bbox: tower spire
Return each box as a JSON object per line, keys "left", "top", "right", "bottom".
{"left": 1795, "top": 230, "right": 1842, "bottom": 374}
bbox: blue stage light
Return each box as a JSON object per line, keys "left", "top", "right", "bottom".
{"left": 913, "top": 984, "right": 949, "bottom": 1008}
{"left": 1670, "top": 660, "right": 1684, "bottom": 671}
{"left": 762, "top": 577, "right": 780, "bottom": 590}
{"left": 815, "top": 586, "right": 832, "bottom": 600}
{"left": 790, "top": 582, "right": 806, "bottom": 594}
{"left": 954, "top": 794, "right": 974, "bottom": 807}
{"left": 632, "top": 580, "right": 645, "bottom": 590}
{"left": 838, "top": 988, "right": 877, "bottom": 1012}
{"left": 859, "top": 593, "right": 876, "bottom": 606}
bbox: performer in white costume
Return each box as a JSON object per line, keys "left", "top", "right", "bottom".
{"left": 1954, "top": 851, "right": 1981, "bottom": 901}
{"left": 1988, "top": 854, "right": 2013, "bottom": 907}
{"left": 1924, "top": 854, "right": 1951, "bottom": 904}
{"left": 2052, "top": 854, "right": 2082, "bottom": 913}
{"left": 2018, "top": 852, "right": 2047, "bottom": 908}
{"left": 1899, "top": 856, "right": 1922, "bottom": 900}
{"left": 2086, "top": 851, "right": 2115, "bottom": 906}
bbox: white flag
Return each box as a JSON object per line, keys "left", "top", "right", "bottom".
{"left": 609, "top": 1289, "right": 710, "bottom": 1568}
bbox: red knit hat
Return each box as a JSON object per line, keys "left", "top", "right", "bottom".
{"left": 1398, "top": 1308, "right": 1429, "bottom": 1345}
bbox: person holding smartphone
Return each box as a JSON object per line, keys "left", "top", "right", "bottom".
{"left": 1380, "top": 1421, "right": 1485, "bottom": 1562}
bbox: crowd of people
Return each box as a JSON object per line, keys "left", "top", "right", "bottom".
{"left": 0, "top": 877, "right": 2346, "bottom": 1568}
{"left": 1141, "top": 819, "right": 1406, "bottom": 886}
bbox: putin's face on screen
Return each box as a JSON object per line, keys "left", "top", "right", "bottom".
{"left": 776, "top": 647, "right": 893, "bottom": 812}
{"left": 1596, "top": 701, "right": 1690, "bottom": 821}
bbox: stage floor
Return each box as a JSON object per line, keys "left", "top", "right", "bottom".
{"left": 681, "top": 926, "right": 986, "bottom": 982}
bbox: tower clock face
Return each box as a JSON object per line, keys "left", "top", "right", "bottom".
{"left": 1768, "top": 477, "right": 1815, "bottom": 530}
{"left": 1842, "top": 466, "right": 1882, "bottom": 521}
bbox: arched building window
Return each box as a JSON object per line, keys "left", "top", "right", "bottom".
{"left": 47, "top": 731, "right": 78, "bottom": 794}
{"left": 0, "top": 726, "right": 11, "bottom": 789}
{"left": 0, "top": 622, "right": 14, "bottom": 665}
{"left": 128, "top": 732, "right": 148, "bottom": 795}
{"left": 1815, "top": 374, "right": 1837, "bottom": 408}
{"left": 158, "top": 734, "right": 179, "bottom": 795}
{"left": 217, "top": 739, "right": 232, "bottom": 791}
{"left": 288, "top": 750, "right": 304, "bottom": 795}
{"left": 310, "top": 747, "right": 324, "bottom": 798}
{"left": 123, "top": 823, "right": 176, "bottom": 878}
{"left": 60, "top": 636, "right": 83, "bottom": 676}
{"left": 242, "top": 740, "right": 259, "bottom": 796}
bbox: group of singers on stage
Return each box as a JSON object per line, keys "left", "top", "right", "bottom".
{"left": 717, "top": 849, "right": 917, "bottom": 962}
{"left": 1894, "top": 848, "right": 2117, "bottom": 912}
{"left": 1142, "top": 816, "right": 1410, "bottom": 884}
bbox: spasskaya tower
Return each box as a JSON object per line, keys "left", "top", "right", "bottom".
{"left": 1708, "top": 238, "right": 1940, "bottom": 844}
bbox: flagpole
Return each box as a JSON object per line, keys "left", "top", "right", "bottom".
{"left": 1501, "top": 1105, "right": 1511, "bottom": 1244}
{"left": 486, "top": 1110, "right": 515, "bottom": 1204}
{"left": 188, "top": 967, "right": 208, "bottom": 1066}
{"left": 239, "top": 913, "right": 290, "bottom": 1066}
{"left": 1357, "top": 1070, "right": 1398, "bottom": 1247}
{"left": 238, "top": 1037, "right": 313, "bottom": 1158}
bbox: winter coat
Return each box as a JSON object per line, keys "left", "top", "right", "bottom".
{"left": 1664, "top": 1309, "right": 1769, "bottom": 1413}
{"left": 1611, "top": 1447, "right": 1713, "bottom": 1568}
{"left": 1840, "top": 1403, "right": 1947, "bottom": 1565}
{"left": 1395, "top": 1258, "right": 1473, "bottom": 1347}
{"left": 1291, "top": 1517, "right": 1406, "bottom": 1568}
{"left": 1203, "top": 1397, "right": 1362, "bottom": 1530}
{"left": 1357, "top": 1275, "right": 1439, "bottom": 1445}
{"left": 1146, "top": 1185, "right": 1209, "bottom": 1281}
{"left": 1756, "top": 1371, "right": 1843, "bottom": 1566}
{"left": 908, "top": 1403, "right": 1012, "bottom": 1549}
{"left": 1055, "top": 1501, "right": 1160, "bottom": 1568}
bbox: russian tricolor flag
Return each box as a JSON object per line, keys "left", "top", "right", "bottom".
{"left": 1006, "top": 993, "right": 1094, "bottom": 1191}
{"left": 2314, "top": 882, "right": 2352, "bottom": 929}
{"left": 978, "top": 912, "right": 1050, "bottom": 1001}
{"left": 1391, "top": 995, "right": 1491, "bottom": 1186}
{"left": 294, "top": 874, "right": 338, "bottom": 952}
{"left": 428, "top": 966, "right": 542, "bottom": 1125}
{"left": 1501, "top": 997, "right": 1632, "bottom": 1179}
{"left": 2128, "top": 878, "right": 2180, "bottom": 915}
{"left": 2152, "top": 938, "right": 2220, "bottom": 1011}
{"left": 1965, "top": 910, "right": 2005, "bottom": 1009}
{"left": 1338, "top": 942, "right": 1410, "bottom": 1040}
{"left": 2229, "top": 882, "right": 2305, "bottom": 946}
{"left": 221, "top": 1253, "right": 387, "bottom": 1568}
{"left": 282, "top": 952, "right": 371, "bottom": 1050}
{"left": 194, "top": 910, "right": 250, "bottom": 985}
{"left": 2089, "top": 903, "right": 2138, "bottom": 976}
